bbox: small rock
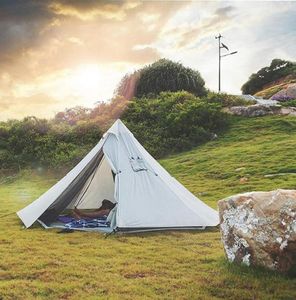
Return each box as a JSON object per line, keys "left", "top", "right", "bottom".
{"left": 218, "top": 189, "right": 296, "bottom": 274}
{"left": 239, "top": 177, "right": 248, "bottom": 183}
{"left": 235, "top": 167, "right": 246, "bottom": 172}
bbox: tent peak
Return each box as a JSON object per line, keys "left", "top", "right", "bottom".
{"left": 107, "top": 119, "right": 132, "bottom": 137}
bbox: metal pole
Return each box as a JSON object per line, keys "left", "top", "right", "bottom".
{"left": 218, "top": 35, "right": 221, "bottom": 92}
{"left": 215, "top": 34, "right": 237, "bottom": 93}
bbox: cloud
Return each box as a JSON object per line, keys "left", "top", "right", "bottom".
{"left": 0, "top": 0, "right": 189, "bottom": 120}
{"left": 0, "top": 1, "right": 143, "bottom": 68}
{"left": 215, "top": 5, "right": 235, "bottom": 18}
{"left": 49, "top": 0, "right": 141, "bottom": 21}
{"left": 0, "top": 0, "right": 182, "bottom": 72}
{"left": 67, "top": 36, "right": 84, "bottom": 45}
{"left": 0, "top": 93, "right": 59, "bottom": 120}
{"left": 0, "top": 1, "right": 54, "bottom": 66}
{"left": 0, "top": 1, "right": 295, "bottom": 120}
{"left": 159, "top": 5, "right": 237, "bottom": 49}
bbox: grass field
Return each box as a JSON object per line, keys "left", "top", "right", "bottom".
{"left": 0, "top": 116, "right": 296, "bottom": 299}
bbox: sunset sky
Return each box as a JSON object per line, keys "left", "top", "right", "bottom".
{"left": 0, "top": 0, "right": 295, "bottom": 120}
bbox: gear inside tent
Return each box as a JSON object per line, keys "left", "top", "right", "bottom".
{"left": 17, "top": 119, "right": 219, "bottom": 233}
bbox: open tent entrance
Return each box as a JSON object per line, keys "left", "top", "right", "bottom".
{"left": 39, "top": 153, "right": 117, "bottom": 232}
{"left": 68, "top": 155, "right": 115, "bottom": 210}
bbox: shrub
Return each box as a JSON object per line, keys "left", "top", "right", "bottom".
{"left": 122, "top": 91, "right": 228, "bottom": 157}
{"left": 135, "top": 59, "right": 207, "bottom": 98}
{"left": 0, "top": 117, "right": 102, "bottom": 169}
{"left": 203, "top": 92, "right": 256, "bottom": 107}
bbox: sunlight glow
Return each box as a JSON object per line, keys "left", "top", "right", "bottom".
{"left": 68, "top": 64, "right": 102, "bottom": 101}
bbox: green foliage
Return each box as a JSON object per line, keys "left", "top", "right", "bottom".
{"left": 0, "top": 117, "right": 102, "bottom": 169}
{"left": 204, "top": 92, "right": 256, "bottom": 107}
{"left": 123, "top": 91, "right": 228, "bottom": 157}
{"left": 280, "top": 99, "right": 296, "bottom": 107}
{"left": 0, "top": 91, "right": 230, "bottom": 169}
{"left": 135, "top": 59, "right": 207, "bottom": 98}
{"left": 54, "top": 97, "right": 130, "bottom": 130}
{"left": 54, "top": 106, "right": 91, "bottom": 125}
{"left": 1, "top": 115, "right": 296, "bottom": 299}
{"left": 241, "top": 59, "right": 296, "bottom": 95}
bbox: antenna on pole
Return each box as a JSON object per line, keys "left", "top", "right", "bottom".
{"left": 215, "top": 34, "right": 237, "bottom": 92}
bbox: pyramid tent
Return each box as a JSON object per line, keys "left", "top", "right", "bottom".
{"left": 17, "top": 119, "right": 219, "bottom": 233}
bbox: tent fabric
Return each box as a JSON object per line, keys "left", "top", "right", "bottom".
{"left": 17, "top": 139, "right": 106, "bottom": 228}
{"left": 67, "top": 156, "right": 115, "bottom": 210}
{"left": 17, "top": 119, "right": 219, "bottom": 231}
{"left": 38, "top": 150, "right": 104, "bottom": 224}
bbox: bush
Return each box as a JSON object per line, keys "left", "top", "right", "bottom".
{"left": 204, "top": 92, "right": 256, "bottom": 107}
{"left": 122, "top": 91, "right": 228, "bottom": 157}
{"left": 0, "top": 92, "right": 229, "bottom": 168}
{"left": 0, "top": 117, "right": 102, "bottom": 169}
{"left": 135, "top": 59, "right": 207, "bottom": 98}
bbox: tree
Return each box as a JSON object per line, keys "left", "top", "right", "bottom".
{"left": 136, "top": 59, "right": 206, "bottom": 98}
{"left": 241, "top": 59, "right": 296, "bottom": 95}
{"left": 54, "top": 106, "right": 91, "bottom": 125}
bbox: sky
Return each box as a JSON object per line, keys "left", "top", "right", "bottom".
{"left": 0, "top": 0, "right": 295, "bottom": 121}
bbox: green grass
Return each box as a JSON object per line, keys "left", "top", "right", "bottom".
{"left": 255, "top": 84, "right": 283, "bottom": 99}
{"left": 254, "top": 78, "right": 296, "bottom": 99}
{"left": 281, "top": 99, "right": 296, "bottom": 108}
{"left": 161, "top": 116, "right": 296, "bottom": 205}
{"left": 1, "top": 116, "right": 296, "bottom": 299}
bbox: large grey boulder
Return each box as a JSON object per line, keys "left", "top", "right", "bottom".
{"left": 218, "top": 189, "right": 296, "bottom": 274}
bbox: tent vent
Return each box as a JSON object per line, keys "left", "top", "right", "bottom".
{"left": 130, "top": 156, "right": 147, "bottom": 172}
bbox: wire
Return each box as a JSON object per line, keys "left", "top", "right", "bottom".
{"left": 0, "top": 211, "right": 15, "bottom": 218}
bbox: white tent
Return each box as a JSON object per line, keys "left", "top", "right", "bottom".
{"left": 17, "top": 119, "right": 219, "bottom": 233}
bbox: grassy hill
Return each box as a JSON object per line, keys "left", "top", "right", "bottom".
{"left": 0, "top": 116, "right": 296, "bottom": 299}
{"left": 254, "top": 75, "right": 296, "bottom": 99}
{"left": 161, "top": 115, "right": 296, "bottom": 205}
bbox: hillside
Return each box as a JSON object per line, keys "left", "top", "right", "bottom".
{"left": 0, "top": 116, "right": 296, "bottom": 299}
{"left": 161, "top": 115, "right": 296, "bottom": 207}
{"left": 241, "top": 58, "right": 296, "bottom": 98}
{"left": 255, "top": 74, "right": 296, "bottom": 99}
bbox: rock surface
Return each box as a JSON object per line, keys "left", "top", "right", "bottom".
{"left": 218, "top": 189, "right": 296, "bottom": 274}
{"left": 224, "top": 105, "right": 296, "bottom": 117}
{"left": 271, "top": 83, "right": 296, "bottom": 101}
{"left": 223, "top": 105, "right": 281, "bottom": 117}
